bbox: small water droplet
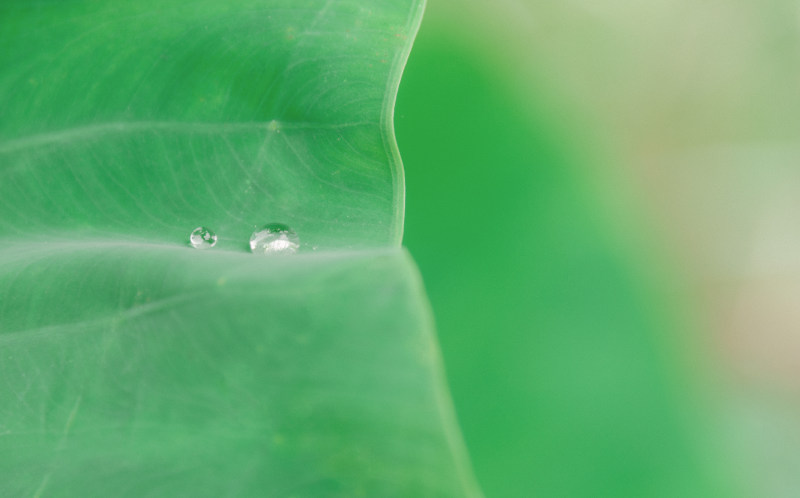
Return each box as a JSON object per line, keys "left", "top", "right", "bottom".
{"left": 249, "top": 223, "right": 299, "bottom": 255}
{"left": 189, "top": 226, "right": 217, "bottom": 249}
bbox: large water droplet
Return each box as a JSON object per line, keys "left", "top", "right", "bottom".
{"left": 189, "top": 226, "right": 217, "bottom": 249}
{"left": 249, "top": 223, "right": 299, "bottom": 255}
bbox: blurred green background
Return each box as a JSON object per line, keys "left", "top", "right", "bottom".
{"left": 396, "top": 0, "right": 800, "bottom": 496}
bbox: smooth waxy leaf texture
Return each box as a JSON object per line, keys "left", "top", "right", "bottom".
{"left": 0, "top": 0, "right": 481, "bottom": 496}
{"left": 0, "top": 247, "right": 476, "bottom": 496}
{"left": 0, "top": 0, "right": 417, "bottom": 248}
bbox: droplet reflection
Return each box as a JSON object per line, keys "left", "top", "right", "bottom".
{"left": 249, "top": 223, "right": 299, "bottom": 255}
{"left": 189, "top": 226, "right": 217, "bottom": 249}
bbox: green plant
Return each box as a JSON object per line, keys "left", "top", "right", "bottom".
{"left": 0, "top": 0, "right": 481, "bottom": 495}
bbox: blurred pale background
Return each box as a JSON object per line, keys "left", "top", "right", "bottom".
{"left": 396, "top": 0, "right": 800, "bottom": 496}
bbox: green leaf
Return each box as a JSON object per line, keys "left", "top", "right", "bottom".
{"left": 0, "top": 0, "right": 481, "bottom": 496}
{"left": 0, "top": 0, "right": 418, "bottom": 247}
{"left": 0, "top": 246, "right": 477, "bottom": 496}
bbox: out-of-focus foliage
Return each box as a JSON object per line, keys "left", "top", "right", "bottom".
{"left": 398, "top": 0, "right": 800, "bottom": 496}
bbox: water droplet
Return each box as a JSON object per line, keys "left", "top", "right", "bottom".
{"left": 189, "top": 227, "right": 217, "bottom": 249}
{"left": 249, "top": 223, "right": 299, "bottom": 255}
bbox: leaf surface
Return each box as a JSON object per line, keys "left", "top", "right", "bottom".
{"left": 0, "top": 0, "right": 417, "bottom": 248}
{"left": 0, "top": 247, "right": 477, "bottom": 496}
{"left": 0, "top": 1, "right": 481, "bottom": 496}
